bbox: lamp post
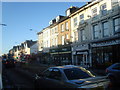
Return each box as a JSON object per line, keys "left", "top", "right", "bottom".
{"left": 0, "top": 24, "right": 7, "bottom": 26}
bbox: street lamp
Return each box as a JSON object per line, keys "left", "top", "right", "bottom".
{"left": 29, "top": 29, "right": 38, "bottom": 33}
{"left": 0, "top": 24, "right": 7, "bottom": 26}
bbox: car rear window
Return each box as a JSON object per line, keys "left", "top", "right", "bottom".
{"left": 64, "top": 68, "right": 94, "bottom": 80}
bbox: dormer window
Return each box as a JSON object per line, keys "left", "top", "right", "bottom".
{"left": 49, "top": 20, "right": 53, "bottom": 25}
{"left": 56, "top": 16, "right": 60, "bottom": 22}
{"left": 66, "top": 9, "right": 70, "bottom": 16}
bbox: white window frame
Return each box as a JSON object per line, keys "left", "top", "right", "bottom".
{"left": 79, "top": 14, "right": 84, "bottom": 24}
{"left": 62, "top": 36, "right": 65, "bottom": 45}
{"left": 65, "top": 22, "right": 69, "bottom": 30}
{"left": 92, "top": 7, "right": 97, "bottom": 17}
{"left": 74, "top": 17, "right": 77, "bottom": 27}
{"left": 66, "top": 34, "right": 69, "bottom": 39}
{"left": 101, "top": 3, "right": 107, "bottom": 16}
{"left": 61, "top": 24, "right": 64, "bottom": 32}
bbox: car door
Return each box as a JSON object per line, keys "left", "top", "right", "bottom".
{"left": 112, "top": 64, "right": 120, "bottom": 80}
{"left": 47, "top": 68, "right": 65, "bottom": 88}
{"left": 36, "top": 68, "right": 53, "bottom": 88}
{"left": 41, "top": 68, "right": 64, "bottom": 88}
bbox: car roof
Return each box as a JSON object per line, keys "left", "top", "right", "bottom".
{"left": 50, "top": 65, "right": 83, "bottom": 69}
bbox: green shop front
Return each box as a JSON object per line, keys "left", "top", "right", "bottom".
{"left": 50, "top": 45, "right": 72, "bottom": 65}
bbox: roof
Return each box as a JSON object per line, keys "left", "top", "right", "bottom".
{"left": 51, "top": 65, "right": 81, "bottom": 69}
{"left": 25, "top": 40, "right": 37, "bottom": 48}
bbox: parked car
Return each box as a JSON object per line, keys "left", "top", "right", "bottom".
{"left": 4, "top": 59, "right": 16, "bottom": 68}
{"left": 106, "top": 63, "right": 120, "bottom": 85}
{"left": 33, "top": 65, "right": 110, "bottom": 89}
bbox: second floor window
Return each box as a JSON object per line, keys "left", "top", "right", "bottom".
{"left": 101, "top": 3, "right": 107, "bottom": 16}
{"left": 65, "top": 22, "right": 69, "bottom": 30}
{"left": 81, "top": 29, "right": 86, "bottom": 41}
{"left": 114, "top": 17, "right": 120, "bottom": 33}
{"left": 79, "top": 14, "right": 84, "bottom": 24}
{"left": 74, "top": 31, "right": 78, "bottom": 42}
{"left": 92, "top": 7, "right": 97, "bottom": 17}
{"left": 74, "top": 17, "right": 77, "bottom": 27}
{"left": 93, "top": 24, "right": 99, "bottom": 39}
{"left": 112, "top": 0, "right": 119, "bottom": 6}
{"left": 61, "top": 24, "right": 64, "bottom": 32}
{"left": 102, "top": 21, "right": 109, "bottom": 37}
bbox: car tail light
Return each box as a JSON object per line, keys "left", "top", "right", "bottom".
{"left": 6, "top": 62, "right": 8, "bottom": 64}
{"left": 106, "top": 69, "right": 108, "bottom": 73}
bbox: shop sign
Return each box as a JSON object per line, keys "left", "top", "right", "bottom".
{"left": 91, "top": 39, "right": 120, "bottom": 47}
{"left": 76, "top": 52, "right": 88, "bottom": 55}
{"left": 76, "top": 44, "right": 89, "bottom": 51}
{"left": 62, "top": 48, "right": 67, "bottom": 51}
{"left": 72, "top": 52, "right": 76, "bottom": 55}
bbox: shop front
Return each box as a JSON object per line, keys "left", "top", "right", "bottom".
{"left": 50, "top": 45, "right": 72, "bottom": 65}
{"left": 91, "top": 38, "right": 120, "bottom": 69}
{"left": 72, "top": 44, "right": 91, "bottom": 67}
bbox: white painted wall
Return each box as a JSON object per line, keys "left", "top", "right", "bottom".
{"left": 30, "top": 42, "right": 38, "bottom": 54}
{"left": 50, "top": 25, "right": 58, "bottom": 47}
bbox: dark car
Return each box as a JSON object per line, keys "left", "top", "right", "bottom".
{"left": 34, "top": 65, "right": 110, "bottom": 89}
{"left": 4, "top": 59, "right": 16, "bottom": 68}
{"left": 106, "top": 63, "right": 120, "bottom": 85}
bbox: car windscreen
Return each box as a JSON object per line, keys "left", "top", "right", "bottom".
{"left": 64, "top": 68, "right": 94, "bottom": 80}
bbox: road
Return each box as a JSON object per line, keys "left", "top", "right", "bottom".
{"left": 2, "top": 65, "right": 34, "bottom": 89}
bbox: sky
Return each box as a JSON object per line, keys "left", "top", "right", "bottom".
{"left": 1, "top": 2, "right": 86, "bottom": 55}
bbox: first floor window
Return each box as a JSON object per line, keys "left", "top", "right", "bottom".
{"left": 93, "top": 24, "right": 99, "bottom": 39}
{"left": 62, "top": 36, "right": 65, "bottom": 45}
{"left": 102, "top": 21, "right": 109, "bottom": 37}
{"left": 114, "top": 17, "right": 120, "bottom": 33}
{"left": 81, "top": 29, "right": 86, "bottom": 41}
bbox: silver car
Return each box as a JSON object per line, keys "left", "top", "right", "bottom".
{"left": 34, "top": 65, "right": 110, "bottom": 89}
